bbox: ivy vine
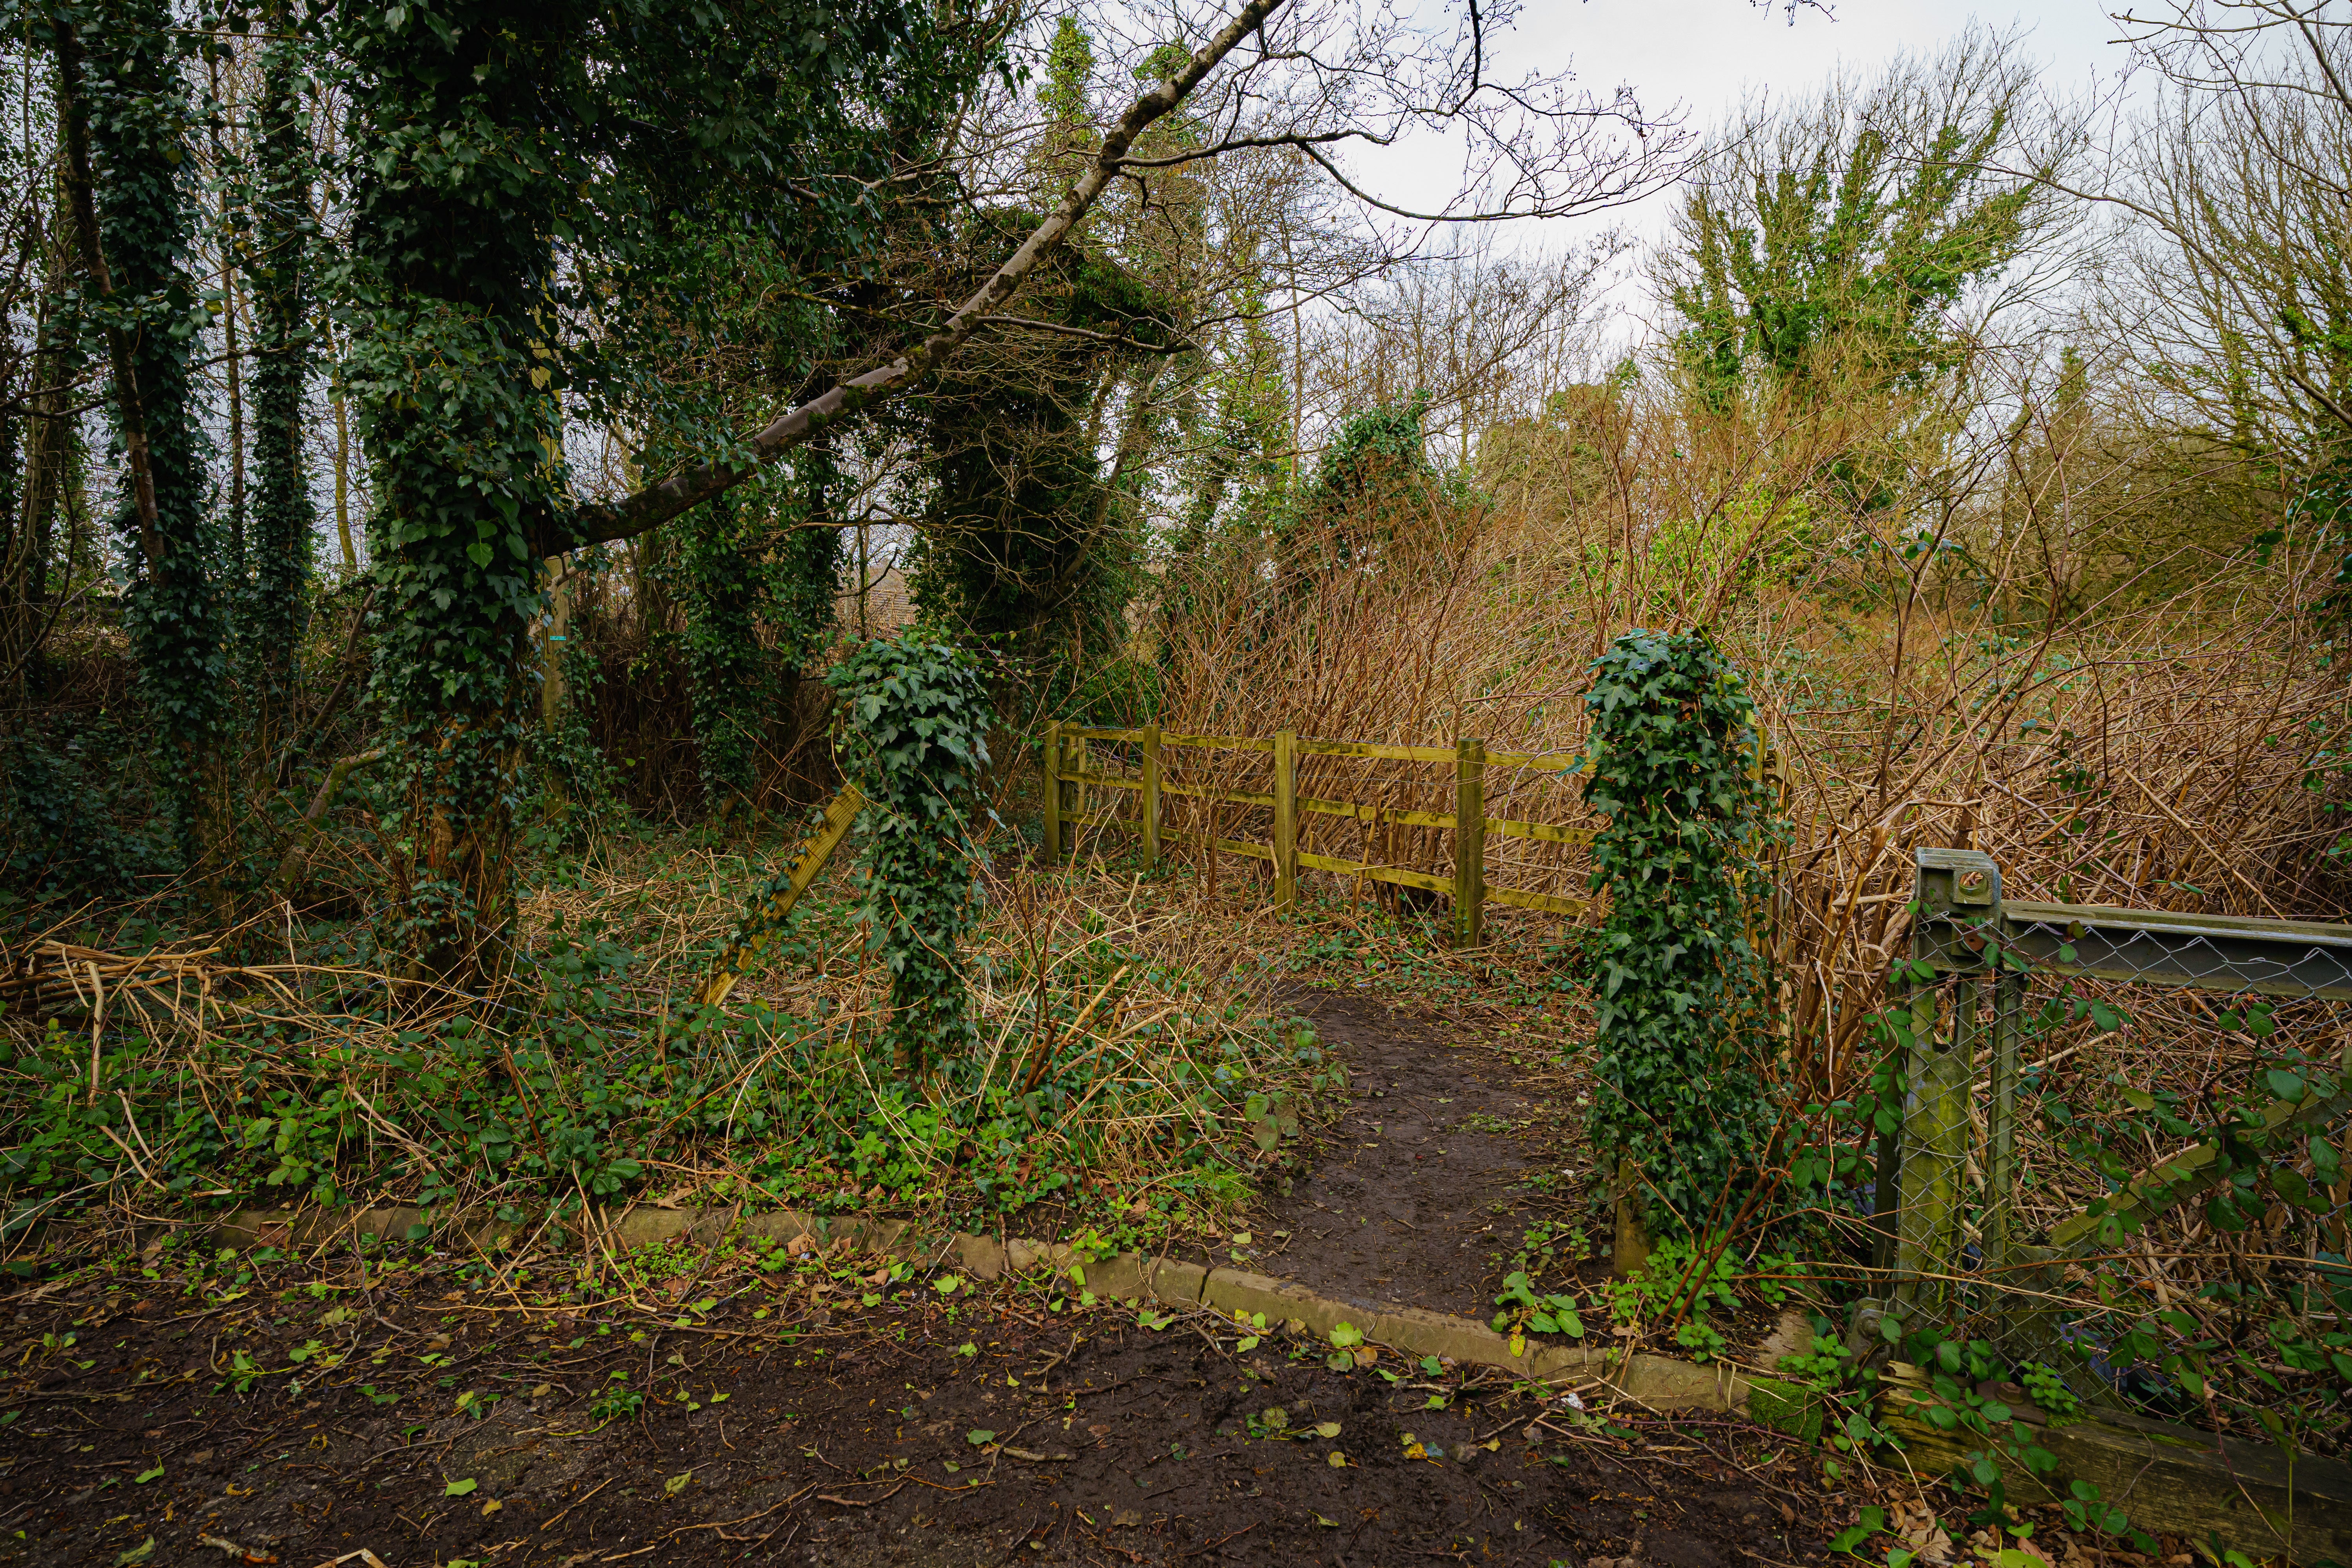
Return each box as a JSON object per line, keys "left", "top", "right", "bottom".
{"left": 241, "top": 32, "right": 318, "bottom": 743}
{"left": 70, "top": 0, "right": 229, "bottom": 869}
{"left": 1582, "top": 626, "right": 1782, "bottom": 1229}
{"left": 826, "top": 635, "right": 993, "bottom": 1079}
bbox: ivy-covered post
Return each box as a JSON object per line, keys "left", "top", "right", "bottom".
{"left": 827, "top": 636, "right": 994, "bottom": 1079}
{"left": 1582, "top": 628, "right": 1782, "bottom": 1235}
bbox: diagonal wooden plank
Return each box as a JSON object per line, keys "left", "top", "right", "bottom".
{"left": 693, "top": 783, "right": 867, "bottom": 1007}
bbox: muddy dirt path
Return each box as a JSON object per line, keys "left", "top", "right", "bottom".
{"left": 3, "top": 1260, "right": 1837, "bottom": 1568}
{"left": 1182, "top": 991, "right": 1601, "bottom": 1325}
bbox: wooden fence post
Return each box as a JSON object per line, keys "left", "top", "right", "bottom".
{"left": 1142, "top": 724, "right": 1161, "bottom": 866}
{"left": 1208, "top": 796, "right": 1220, "bottom": 899}
{"left": 1041, "top": 721, "right": 1062, "bottom": 863}
{"left": 1273, "top": 730, "right": 1298, "bottom": 911}
{"left": 1455, "top": 736, "right": 1485, "bottom": 948}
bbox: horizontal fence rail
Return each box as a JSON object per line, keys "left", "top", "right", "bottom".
{"left": 1037, "top": 721, "right": 1597, "bottom": 946}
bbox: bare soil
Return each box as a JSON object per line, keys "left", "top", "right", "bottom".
{"left": 1219, "top": 992, "right": 1577, "bottom": 1319}
{"left": 2, "top": 1254, "right": 1841, "bottom": 1568}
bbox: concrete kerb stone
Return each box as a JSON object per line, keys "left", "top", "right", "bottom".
{"left": 1200, "top": 1269, "right": 1353, "bottom": 1339}
{"left": 193, "top": 1205, "right": 1778, "bottom": 1426}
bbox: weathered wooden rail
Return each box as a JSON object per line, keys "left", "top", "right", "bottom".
{"left": 1038, "top": 721, "right": 1595, "bottom": 946}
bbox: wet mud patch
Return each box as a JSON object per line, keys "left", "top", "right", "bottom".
{"left": 1220, "top": 991, "right": 1601, "bottom": 1321}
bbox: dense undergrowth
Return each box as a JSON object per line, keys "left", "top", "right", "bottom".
{"left": 0, "top": 817, "right": 1339, "bottom": 1253}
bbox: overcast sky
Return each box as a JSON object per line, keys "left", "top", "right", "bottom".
{"left": 1374, "top": 0, "right": 2136, "bottom": 254}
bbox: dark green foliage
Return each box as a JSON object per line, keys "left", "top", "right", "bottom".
{"left": 77, "top": 0, "right": 227, "bottom": 859}
{"left": 674, "top": 452, "right": 841, "bottom": 812}
{"left": 339, "top": 0, "right": 578, "bottom": 976}
{"left": 336, "top": 0, "right": 980, "bottom": 976}
{"left": 0, "top": 728, "right": 167, "bottom": 901}
{"left": 243, "top": 37, "right": 318, "bottom": 732}
{"left": 826, "top": 636, "right": 993, "bottom": 1078}
{"left": 1582, "top": 628, "right": 1781, "bottom": 1229}
{"left": 910, "top": 212, "right": 1176, "bottom": 677}
{"left": 678, "top": 488, "right": 766, "bottom": 806}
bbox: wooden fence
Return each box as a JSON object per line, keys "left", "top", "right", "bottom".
{"left": 1038, "top": 721, "right": 1597, "bottom": 946}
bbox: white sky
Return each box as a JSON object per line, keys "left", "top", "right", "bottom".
{"left": 1373, "top": 0, "right": 2136, "bottom": 248}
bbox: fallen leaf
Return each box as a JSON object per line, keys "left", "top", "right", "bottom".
{"left": 134, "top": 1464, "right": 164, "bottom": 1483}
{"left": 481, "top": 1499, "right": 503, "bottom": 1515}
{"left": 665, "top": 1471, "right": 691, "bottom": 1495}
{"left": 1327, "top": 1451, "right": 1347, "bottom": 1468}
{"left": 114, "top": 1541, "right": 155, "bottom": 1566}
{"left": 967, "top": 1429, "right": 996, "bottom": 1446}
{"left": 1313, "top": 1421, "right": 1341, "bottom": 1438}
{"left": 444, "top": 1478, "right": 478, "bottom": 1497}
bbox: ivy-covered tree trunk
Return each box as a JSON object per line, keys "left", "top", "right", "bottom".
{"left": 679, "top": 488, "right": 765, "bottom": 815}
{"left": 244, "top": 37, "right": 317, "bottom": 746}
{"left": 342, "top": 0, "right": 579, "bottom": 984}
{"left": 1582, "top": 627, "right": 1782, "bottom": 1231}
{"left": 827, "top": 636, "right": 992, "bottom": 1079}
{"left": 62, "top": 0, "right": 233, "bottom": 878}
{"left": 5, "top": 243, "right": 79, "bottom": 710}
{"left": 679, "top": 447, "right": 841, "bottom": 817}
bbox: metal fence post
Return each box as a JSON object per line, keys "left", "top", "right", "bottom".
{"left": 1455, "top": 737, "right": 1485, "bottom": 948}
{"left": 1273, "top": 730, "right": 1298, "bottom": 911}
{"left": 1894, "top": 982, "right": 1969, "bottom": 1315}
{"left": 1141, "top": 724, "right": 1161, "bottom": 866}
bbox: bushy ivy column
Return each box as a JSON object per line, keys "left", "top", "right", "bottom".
{"left": 1582, "top": 628, "right": 1781, "bottom": 1229}
{"left": 243, "top": 35, "right": 317, "bottom": 742}
{"left": 340, "top": 0, "right": 578, "bottom": 981}
{"left": 825, "top": 636, "right": 992, "bottom": 1078}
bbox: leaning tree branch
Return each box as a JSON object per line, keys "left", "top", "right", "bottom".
{"left": 554, "top": 0, "right": 1287, "bottom": 556}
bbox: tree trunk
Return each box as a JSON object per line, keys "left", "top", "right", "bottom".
{"left": 60, "top": 0, "right": 235, "bottom": 901}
